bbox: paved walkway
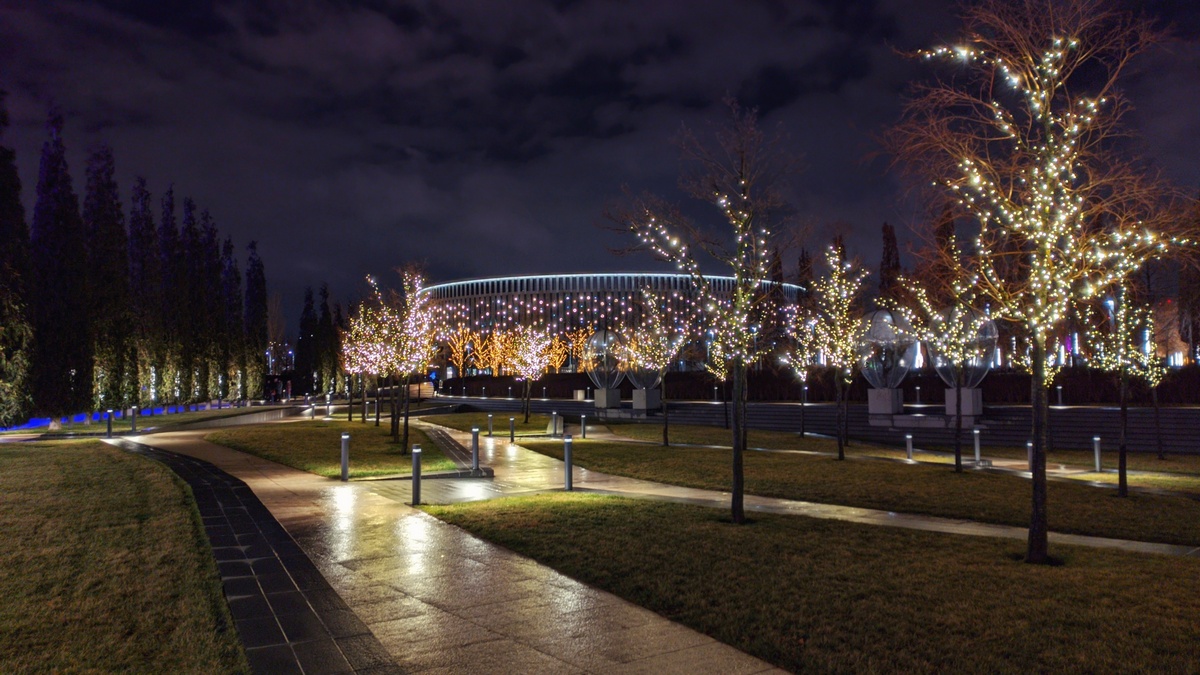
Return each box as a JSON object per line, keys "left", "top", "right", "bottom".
{"left": 135, "top": 430, "right": 782, "bottom": 675}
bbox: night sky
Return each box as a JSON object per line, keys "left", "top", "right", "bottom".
{"left": 2, "top": 0, "right": 1199, "bottom": 331}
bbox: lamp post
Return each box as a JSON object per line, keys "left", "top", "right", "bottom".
{"left": 471, "top": 427, "right": 480, "bottom": 473}
{"left": 131, "top": 406, "right": 138, "bottom": 433}
{"left": 340, "top": 433, "right": 350, "bottom": 481}
{"left": 106, "top": 409, "right": 114, "bottom": 438}
{"left": 411, "top": 445, "right": 422, "bottom": 505}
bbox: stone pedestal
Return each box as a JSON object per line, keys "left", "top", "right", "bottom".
{"left": 632, "top": 388, "right": 661, "bottom": 411}
{"left": 945, "top": 388, "right": 983, "bottom": 417}
{"left": 594, "top": 388, "right": 621, "bottom": 408}
{"left": 573, "top": 389, "right": 587, "bottom": 401}
{"left": 867, "top": 388, "right": 904, "bottom": 415}
{"left": 546, "top": 415, "right": 565, "bottom": 435}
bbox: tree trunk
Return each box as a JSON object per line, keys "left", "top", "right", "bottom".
{"left": 723, "top": 380, "right": 730, "bottom": 430}
{"left": 799, "top": 379, "right": 806, "bottom": 438}
{"left": 361, "top": 375, "right": 367, "bottom": 423}
{"left": 347, "top": 374, "right": 354, "bottom": 422}
{"left": 661, "top": 374, "right": 669, "bottom": 447}
{"left": 373, "top": 376, "right": 380, "bottom": 427}
{"left": 730, "top": 357, "right": 747, "bottom": 524}
{"left": 1153, "top": 386, "right": 1164, "bottom": 460}
{"left": 523, "top": 379, "right": 532, "bottom": 423}
{"left": 835, "top": 375, "right": 845, "bottom": 460}
{"left": 390, "top": 375, "right": 400, "bottom": 443}
{"left": 1026, "top": 336, "right": 1050, "bottom": 564}
{"left": 953, "top": 372, "right": 963, "bottom": 473}
{"left": 1118, "top": 369, "right": 1128, "bottom": 497}
{"left": 401, "top": 374, "right": 411, "bottom": 453}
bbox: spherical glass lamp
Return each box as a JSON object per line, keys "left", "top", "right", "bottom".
{"left": 625, "top": 355, "right": 661, "bottom": 391}
{"left": 929, "top": 307, "right": 999, "bottom": 389}
{"left": 856, "top": 309, "right": 919, "bottom": 389}
{"left": 584, "top": 329, "right": 626, "bottom": 390}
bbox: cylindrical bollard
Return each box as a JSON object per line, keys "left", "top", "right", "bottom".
{"left": 106, "top": 409, "right": 114, "bottom": 438}
{"left": 326, "top": 394, "right": 331, "bottom": 417}
{"left": 713, "top": 385, "right": 719, "bottom": 401}
{"left": 551, "top": 411, "right": 558, "bottom": 437}
{"left": 508, "top": 386, "right": 513, "bottom": 398}
{"left": 581, "top": 414, "right": 587, "bottom": 439}
{"left": 487, "top": 414, "right": 493, "bottom": 437}
{"left": 482, "top": 386, "right": 487, "bottom": 398}
{"left": 340, "top": 433, "right": 350, "bottom": 482}
{"left": 411, "top": 445, "right": 422, "bottom": 505}
{"left": 543, "top": 386, "right": 547, "bottom": 399}
{"left": 1027, "top": 441, "right": 1034, "bottom": 470}
{"left": 311, "top": 404, "right": 316, "bottom": 420}
{"left": 131, "top": 406, "right": 138, "bottom": 433}
{"left": 905, "top": 434, "right": 913, "bottom": 460}
{"left": 1056, "top": 385, "right": 1063, "bottom": 406}
{"left": 509, "top": 417, "right": 515, "bottom": 443}
{"left": 564, "top": 435, "right": 573, "bottom": 491}
{"left": 916, "top": 386, "right": 921, "bottom": 404}
{"left": 471, "top": 427, "right": 480, "bottom": 472}
{"left": 973, "top": 428, "right": 981, "bottom": 465}
{"left": 1093, "top": 436, "right": 1102, "bottom": 473}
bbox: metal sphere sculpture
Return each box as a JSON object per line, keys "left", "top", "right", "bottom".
{"left": 584, "top": 329, "right": 626, "bottom": 390}
{"left": 929, "top": 307, "right": 999, "bottom": 389}
{"left": 856, "top": 309, "right": 919, "bottom": 389}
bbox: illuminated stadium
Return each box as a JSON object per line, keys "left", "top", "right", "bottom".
{"left": 425, "top": 272, "right": 803, "bottom": 333}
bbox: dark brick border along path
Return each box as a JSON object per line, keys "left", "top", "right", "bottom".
{"left": 110, "top": 440, "right": 401, "bottom": 675}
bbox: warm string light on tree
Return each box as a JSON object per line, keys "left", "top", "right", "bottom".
{"left": 621, "top": 290, "right": 690, "bottom": 387}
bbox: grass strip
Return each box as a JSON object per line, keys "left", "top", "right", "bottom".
{"left": 207, "top": 418, "right": 458, "bottom": 478}
{"left": 520, "top": 437, "right": 1200, "bottom": 547}
{"left": 425, "top": 493, "right": 1200, "bottom": 674}
{"left": 422, "top": 411, "right": 556, "bottom": 437}
{"left": 0, "top": 440, "right": 246, "bottom": 672}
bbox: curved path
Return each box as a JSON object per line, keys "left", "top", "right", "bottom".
{"left": 131, "top": 430, "right": 782, "bottom": 675}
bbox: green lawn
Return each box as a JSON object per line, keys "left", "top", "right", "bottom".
{"left": 608, "top": 421, "right": 1200, "bottom": 491}
{"left": 519, "top": 437, "right": 1200, "bottom": 546}
{"left": 425, "top": 493, "right": 1200, "bottom": 673}
{"left": 421, "top": 411, "right": 556, "bottom": 437}
{"left": 206, "top": 418, "right": 458, "bottom": 478}
{"left": 0, "top": 440, "right": 246, "bottom": 672}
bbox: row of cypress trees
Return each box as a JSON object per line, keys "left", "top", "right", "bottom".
{"left": 0, "top": 94, "right": 269, "bottom": 420}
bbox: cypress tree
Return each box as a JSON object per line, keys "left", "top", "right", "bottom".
{"left": 196, "top": 208, "right": 222, "bottom": 400}
{"left": 178, "top": 197, "right": 200, "bottom": 401}
{"left": 0, "top": 91, "right": 29, "bottom": 293}
{"left": 0, "top": 91, "right": 32, "bottom": 426}
{"left": 243, "top": 241, "right": 268, "bottom": 398}
{"left": 316, "top": 283, "right": 336, "bottom": 395}
{"left": 295, "top": 287, "right": 318, "bottom": 396}
{"left": 159, "top": 186, "right": 181, "bottom": 403}
{"left": 30, "top": 111, "right": 90, "bottom": 415}
{"left": 220, "top": 237, "right": 244, "bottom": 399}
{"left": 83, "top": 145, "right": 132, "bottom": 409}
{"left": 795, "top": 248, "right": 813, "bottom": 288}
{"left": 879, "top": 222, "right": 901, "bottom": 301}
{"left": 128, "top": 177, "right": 162, "bottom": 406}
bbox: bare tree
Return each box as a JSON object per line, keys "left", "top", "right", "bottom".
{"left": 890, "top": 0, "right": 1193, "bottom": 563}
{"left": 611, "top": 100, "right": 798, "bottom": 524}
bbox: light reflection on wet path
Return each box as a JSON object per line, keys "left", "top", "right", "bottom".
{"left": 141, "top": 430, "right": 781, "bottom": 674}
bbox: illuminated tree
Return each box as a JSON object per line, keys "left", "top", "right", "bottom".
{"left": 393, "top": 269, "right": 437, "bottom": 450}
{"left": 510, "top": 325, "right": 552, "bottom": 422}
{"left": 892, "top": 239, "right": 998, "bottom": 472}
{"left": 803, "top": 245, "right": 869, "bottom": 459}
{"left": 545, "top": 335, "right": 569, "bottom": 374}
{"left": 443, "top": 325, "right": 475, "bottom": 377}
{"left": 615, "top": 100, "right": 794, "bottom": 524}
{"left": 1089, "top": 290, "right": 1164, "bottom": 495}
{"left": 565, "top": 327, "right": 591, "bottom": 372}
{"left": 624, "top": 291, "right": 688, "bottom": 445}
{"left": 891, "top": 0, "right": 1193, "bottom": 563}
{"left": 0, "top": 273, "right": 31, "bottom": 428}
{"left": 781, "top": 309, "right": 820, "bottom": 438}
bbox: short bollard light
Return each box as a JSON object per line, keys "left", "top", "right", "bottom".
{"left": 905, "top": 434, "right": 913, "bottom": 461}
{"left": 508, "top": 385, "right": 513, "bottom": 398}
{"left": 509, "top": 417, "right": 515, "bottom": 443}
{"left": 543, "top": 386, "right": 547, "bottom": 399}
{"left": 411, "top": 445, "right": 422, "bottom": 505}
{"left": 310, "top": 403, "right": 316, "bottom": 420}
{"left": 325, "top": 393, "right": 332, "bottom": 417}
{"left": 482, "top": 386, "right": 487, "bottom": 398}
{"left": 581, "top": 414, "right": 587, "bottom": 439}
{"left": 471, "top": 427, "right": 480, "bottom": 472}
{"left": 563, "top": 434, "right": 573, "bottom": 491}
{"left": 973, "top": 428, "right": 981, "bottom": 465}
{"left": 1093, "top": 436, "right": 1102, "bottom": 473}
{"left": 1027, "top": 441, "right": 1034, "bottom": 470}
{"left": 487, "top": 414, "right": 494, "bottom": 437}
{"left": 106, "top": 409, "right": 114, "bottom": 438}
{"left": 713, "top": 385, "right": 719, "bottom": 401}
{"left": 131, "top": 406, "right": 139, "bottom": 433}
{"left": 916, "top": 386, "right": 922, "bottom": 404}
{"left": 551, "top": 411, "right": 558, "bottom": 437}
{"left": 340, "top": 432, "right": 350, "bottom": 482}
{"left": 1056, "top": 385, "right": 1064, "bottom": 406}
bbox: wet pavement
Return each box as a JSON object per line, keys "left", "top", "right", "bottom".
{"left": 134, "top": 430, "right": 783, "bottom": 674}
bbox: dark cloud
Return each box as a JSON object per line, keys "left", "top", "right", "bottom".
{"left": 1, "top": 0, "right": 1198, "bottom": 331}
